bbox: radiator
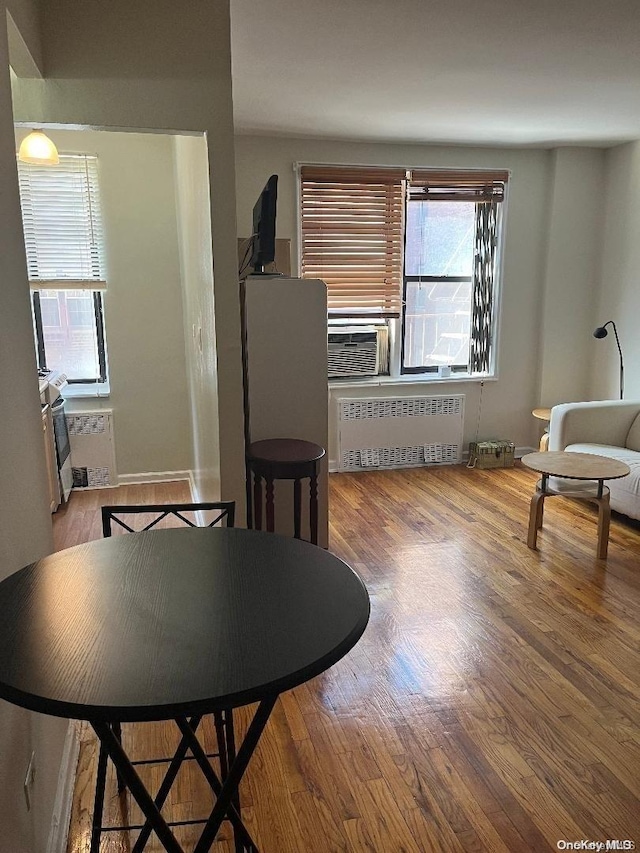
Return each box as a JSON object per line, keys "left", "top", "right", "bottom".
{"left": 337, "top": 395, "right": 465, "bottom": 471}
{"left": 66, "top": 410, "right": 117, "bottom": 488}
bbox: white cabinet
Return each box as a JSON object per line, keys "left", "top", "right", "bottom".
{"left": 243, "top": 276, "right": 329, "bottom": 547}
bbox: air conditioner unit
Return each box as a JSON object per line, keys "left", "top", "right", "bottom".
{"left": 328, "top": 327, "right": 380, "bottom": 379}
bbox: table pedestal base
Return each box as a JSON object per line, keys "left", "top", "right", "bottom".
{"left": 90, "top": 695, "right": 277, "bottom": 853}
{"left": 527, "top": 476, "right": 612, "bottom": 559}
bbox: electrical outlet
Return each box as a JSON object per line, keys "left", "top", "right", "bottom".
{"left": 24, "top": 751, "right": 36, "bottom": 811}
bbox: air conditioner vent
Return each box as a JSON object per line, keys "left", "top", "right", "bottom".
{"left": 328, "top": 327, "right": 381, "bottom": 378}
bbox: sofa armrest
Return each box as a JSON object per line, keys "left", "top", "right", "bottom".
{"left": 548, "top": 400, "right": 640, "bottom": 451}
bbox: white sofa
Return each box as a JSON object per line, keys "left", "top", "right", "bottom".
{"left": 548, "top": 400, "right": 640, "bottom": 521}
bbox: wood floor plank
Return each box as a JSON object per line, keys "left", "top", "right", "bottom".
{"left": 59, "top": 469, "right": 640, "bottom": 851}
{"left": 402, "top": 806, "right": 467, "bottom": 853}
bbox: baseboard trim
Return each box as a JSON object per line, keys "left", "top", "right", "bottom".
{"left": 188, "top": 469, "right": 202, "bottom": 503}
{"left": 329, "top": 447, "right": 536, "bottom": 474}
{"left": 117, "top": 470, "right": 191, "bottom": 486}
{"left": 46, "top": 722, "right": 80, "bottom": 853}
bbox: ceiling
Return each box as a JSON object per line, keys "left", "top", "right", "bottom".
{"left": 230, "top": 0, "right": 640, "bottom": 148}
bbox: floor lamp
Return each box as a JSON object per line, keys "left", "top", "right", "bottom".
{"left": 593, "top": 320, "right": 624, "bottom": 400}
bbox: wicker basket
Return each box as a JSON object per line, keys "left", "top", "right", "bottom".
{"left": 468, "top": 440, "right": 515, "bottom": 469}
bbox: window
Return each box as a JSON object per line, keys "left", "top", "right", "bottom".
{"left": 17, "top": 154, "right": 108, "bottom": 384}
{"left": 403, "top": 200, "right": 475, "bottom": 371}
{"left": 300, "top": 165, "right": 508, "bottom": 378}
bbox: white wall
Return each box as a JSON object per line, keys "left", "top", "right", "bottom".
{"left": 1, "top": 6, "right": 68, "bottom": 852}
{"left": 235, "top": 134, "right": 585, "bottom": 459}
{"left": 14, "top": 127, "right": 193, "bottom": 479}
{"left": 590, "top": 141, "right": 640, "bottom": 402}
{"left": 2, "top": 4, "right": 240, "bottom": 849}
{"left": 12, "top": 0, "right": 245, "bottom": 513}
{"left": 538, "top": 147, "right": 605, "bottom": 407}
{"left": 6, "top": 0, "right": 42, "bottom": 75}
{"left": 173, "top": 134, "right": 221, "bottom": 501}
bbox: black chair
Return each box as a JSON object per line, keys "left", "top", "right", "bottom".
{"left": 101, "top": 500, "right": 235, "bottom": 537}
{"left": 92, "top": 500, "right": 239, "bottom": 853}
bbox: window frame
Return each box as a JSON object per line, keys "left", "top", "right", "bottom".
{"left": 31, "top": 289, "right": 108, "bottom": 384}
{"left": 400, "top": 275, "right": 474, "bottom": 376}
{"left": 298, "top": 163, "right": 508, "bottom": 383}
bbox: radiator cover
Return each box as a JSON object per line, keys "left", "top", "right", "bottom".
{"left": 66, "top": 410, "right": 117, "bottom": 488}
{"left": 337, "top": 395, "right": 464, "bottom": 471}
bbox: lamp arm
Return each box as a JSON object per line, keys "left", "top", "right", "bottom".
{"left": 609, "top": 321, "right": 624, "bottom": 400}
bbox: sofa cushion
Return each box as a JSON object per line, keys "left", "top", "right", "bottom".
{"left": 565, "top": 442, "right": 640, "bottom": 521}
{"left": 626, "top": 413, "right": 640, "bottom": 452}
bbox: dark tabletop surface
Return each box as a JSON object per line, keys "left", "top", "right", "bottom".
{"left": 0, "top": 528, "right": 369, "bottom": 723}
{"left": 247, "top": 438, "right": 326, "bottom": 464}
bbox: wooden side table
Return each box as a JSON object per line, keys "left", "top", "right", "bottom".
{"left": 532, "top": 407, "right": 552, "bottom": 451}
{"left": 521, "top": 451, "right": 630, "bottom": 559}
{"left": 247, "top": 438, "right": 326, "bottom": 545}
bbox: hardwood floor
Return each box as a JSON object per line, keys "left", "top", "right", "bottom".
{"left": 59, "top": 466, "right": 640, "bottom": 852}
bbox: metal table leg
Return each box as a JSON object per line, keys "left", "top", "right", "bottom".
{"left": 91, "top": 695, "right": 278, "bottom": 853}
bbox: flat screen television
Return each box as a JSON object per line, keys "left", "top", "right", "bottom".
{"left": 250, "top": 174, "right": 278, "bottom": 273}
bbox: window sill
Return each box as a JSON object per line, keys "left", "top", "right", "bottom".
{"left": 329, "top": 373, "right": 496, "bottom": 391}
{"left": 63, "top": 383, "right": 110, "bottom": 400}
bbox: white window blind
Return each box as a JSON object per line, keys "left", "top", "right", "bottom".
{"left": 17, "top": 154, "right": 107, "bottom": 289}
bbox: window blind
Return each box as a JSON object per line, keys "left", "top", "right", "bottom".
{"left": 300, "top": 165, "right": 405, "bottom": 317}
{"left": 17, "top": 154, "right": 107, "bottom": 289}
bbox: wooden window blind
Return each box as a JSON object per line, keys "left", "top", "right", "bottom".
{"left": 17, "top": 154, "right": 107, "bottom": 289}
{"left": 300, "top": 165, "right": 405, "bottom": 317}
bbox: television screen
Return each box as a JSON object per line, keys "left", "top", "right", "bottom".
{"left": 250, "top": 174, "right": 278, "bottom": 273}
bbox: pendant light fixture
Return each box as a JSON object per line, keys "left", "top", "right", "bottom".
{"left": 18, "top": 130, "right": 59, "bottom": 165}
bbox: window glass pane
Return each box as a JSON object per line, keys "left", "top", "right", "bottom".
{"left": 39, "top": 289, "right": 102, "bottom": 381}
{"left": 405, "top": 201, "right": 475, "bottom": 277}
{"left": 39, "top": 295, "right": 61, "bottom": 327}
{"left": 403, "top": 280, "right": 471, "bottom": 368}
{"left": 67, "top": 293, "right": 95, "bottom": 327}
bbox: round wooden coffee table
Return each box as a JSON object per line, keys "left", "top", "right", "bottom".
{"left": 521, "top": 451, "right": 630, "bottom": 559}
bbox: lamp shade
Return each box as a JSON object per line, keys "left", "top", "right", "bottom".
{"left": 593, "top": 326, "right": 608, "bottom": 339}
{"left": 18, "top": 130, "right": 59, "bottom": 165}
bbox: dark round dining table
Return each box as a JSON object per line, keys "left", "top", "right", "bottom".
{"left": 0, "top": 527, "right": 370, "bottom": 853}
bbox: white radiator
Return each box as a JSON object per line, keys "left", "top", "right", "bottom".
{"left": 66, "top": 410, "right": 117, "bottom": 488}
{"left": 337, "top": 395, "right": 465, "bottom": 471}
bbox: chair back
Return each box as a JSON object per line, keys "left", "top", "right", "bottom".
{"left": 101, "top": 501, "right": 235, "bottom": 537}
